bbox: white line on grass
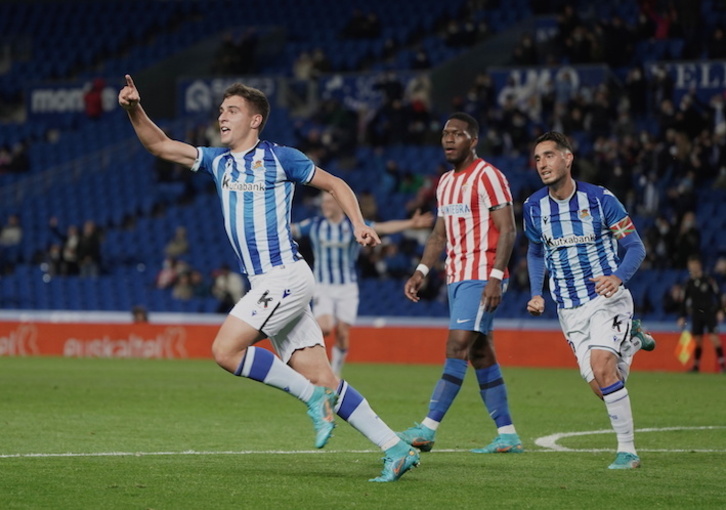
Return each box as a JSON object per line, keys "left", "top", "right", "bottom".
{"left": 2, "top": 426, "right": 725, "bottom": 459}
{"left": 535, "top": 425, "right": 726, "bottom": 452}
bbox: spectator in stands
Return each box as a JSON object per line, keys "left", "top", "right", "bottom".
{"left": 189, "top": 269, "right": 210, "bottom": 298}
{"left": 132, "top": 305, "right": 149, "bottom": 323}
{"left": 0, "top": 214, "right": 22, "bottom": 248}
{"left": 40, "top": 243, "right": 63, "bottom": 278}
{"left": 213, "top": 29, "right": 258, "bottom": 75}
{"left": 83, "top": 78, "right": 105, "bottom": 120}
{"left": 512, "top": 33, "right": 538, "bottom": 66}
{"left": 164, "top": 226, "right": 189, "bottom": 259}
{"left": 5, "top": 142, "right": 29, "bottom": 173}
{"left": 155, "top": 256, "right": 179, "bottom": 289}
{"left": 650, "top": 66, "right": 674, "bottom": 113}
{"left": 625, "top": 66, "right": 648, "bottom": 117}
{"left": 673, "top": 211, "right": 701, "bottom": 268}
{"left": 292, "top": 51, "right": 314, "bottom": 80}
{"left": 0, "top": 213, "right": 22, "bottom": 270}
{"left": 77, "top": 220, "right": 102, "bottom": 278}
{"left": 0, "top": 147, "right": 11, "bottom": 173}
{"left": 49, "top": 217, "right": 80, "bottom": 276}
{"left": 172, "top": 270, "right": 194, "bottom": 300}
{"left": 340, "top": 9, "right": 380, "bottom": 39}
{"left": 707, "top": 26, "right": 726, "bottom": 58}
{"left": 411, "top": 46, "right": 432, "bottom": 70}
{"left": 310, "top": 48, "right": 332, "bottom": 77}
{"left": 211, "top": 263, "right": 246, "bottom": 313}
{"left": 663, "top": 282, "right": 685, "bottom": 316}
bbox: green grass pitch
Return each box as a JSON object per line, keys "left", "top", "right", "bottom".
{"left": 1, "top": 357, "right": 724, "bottom": 509}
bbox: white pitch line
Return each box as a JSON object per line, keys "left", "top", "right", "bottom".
{"left": 2, "top": 426, "right": 725, "bottom": 459}
{"left": 535, "top": 425, "right": 726, "bottom": 452}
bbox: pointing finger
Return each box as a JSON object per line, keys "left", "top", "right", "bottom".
{"left": 125, "top": 74, "right": 135, "bottom": 88}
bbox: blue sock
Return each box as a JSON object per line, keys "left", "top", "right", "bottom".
{"left": 426, "top": 358, "right": 468, "bottom": 422}
{"left": 475, "top": 364, "right": 513, "bottom": 428}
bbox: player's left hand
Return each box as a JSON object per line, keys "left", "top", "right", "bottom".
{"left": 355, "top": 224, "right": 381, "bottom": 247}
{"left": 410, "top": 209, "right": 435, "bottom": 229}
{"left": 482, "top": 279, "right": 502, "bottom": 312}
{"left": 591, "top": 275, "right": 622, "bottom": 298}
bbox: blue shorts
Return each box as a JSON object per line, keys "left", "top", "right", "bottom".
{"left": 447, "top": 279, "right": 507, "bottom": 334}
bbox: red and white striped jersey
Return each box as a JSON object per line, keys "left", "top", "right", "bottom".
{"left": 436, "top": 158, "right": 513, "bottom": 284}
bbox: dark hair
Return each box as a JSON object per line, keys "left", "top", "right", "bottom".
{"left": 447, "top": 112, "right": 479, "bottom": 139}
{"left": 534, "top": 131, "right": 573, "bottom": 153}
{"left": 223, "top": 83, "right": 270, "bottom": 132}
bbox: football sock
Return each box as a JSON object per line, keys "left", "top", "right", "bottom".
{"left": 234, "top": 346, "right": 314, "bottom": 402}
{"left": 693, "top": 347, "right": 702, "bottom": 369}
{"left": 716, "top": 346, "right": 724, "bottom": 369}
{"left": 601, "top": 381, "right": 636, "bottom": 455}
{"left": 331, "top": 346, "right": 348, "bottom": 376}
{"left": 335, "top": 380, "right": 399, "bottom": 450}
{"left": 425, "top": 358, "right": 467, "bottom": 423}
{"left": 476, "top": 364, "right": 515, "bottom": 431}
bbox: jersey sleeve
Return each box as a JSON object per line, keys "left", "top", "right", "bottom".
{"left": 296, "top": 218, "right": 313, "bottom": 237}
{"left": 601, "top": 189, "right": 634, "bottom": 240}
{"left": 274, "top": 146, "right": 316, "bottom": 184}
{"left": 481, "top": 167, "right": 513, "bottom": 210}
{"left": 522, "top": 198, "right": 542, "bottom": 244}
{"left": 190, "top": 146, "right": 224, "bottom": 176}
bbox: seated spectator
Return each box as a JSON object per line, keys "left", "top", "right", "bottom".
{"left": 0, "top": 214, "right": 22, "bottom": 247}
{"left": 663, "top": 282, "right": 685, "bottom": 315}
{"left": 172, "top": 271, "right": 194, "bottom": 300}
{"left": 165, "top": 226, "right": 189, "bottom": 259}
{"left": 212, "top": 263, "right": 246, "bottom": 313}
{"left": 155, "top": 257, "right": 180, "bottom": 289}
{"left": 49, "top": 217, "right": 80, "bottom": 276}
{"left": 77, "top": 220, "right": 103, "bottom": 278}
{"left": 189, "top": 269, "right": 210, "bottom": 298}
{"left": 673, "top": 211, "right": 701, "bottom": 268}
{"left": 83, "top": 78, "right": 105, "bottom": 120}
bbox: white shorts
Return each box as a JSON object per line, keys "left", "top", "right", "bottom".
{"left": 557, "top": 287, "right": 634, "bottom": 383}
{"left": 229, "top": 260, "right": 324, "bottom": 363}
{"left": 312, "top": 282, "right": 359, "bottom": 325}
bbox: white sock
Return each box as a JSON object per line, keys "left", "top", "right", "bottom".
{"left": 236, "top": 346, "right": 314, "bottom": 402}
{"left": 335, "top": 380, "right": 400, "bottom": 451}
{"left": 603, "top": 387, "right": 637, "bottom": 455}
{"left": 497, "top": 425, "right": 517, "bottom": 435}
{"left": 421, "top": 417, "right": 440, "bottom": 431}
{"left": 331, "top": 346, "right": 348, "bottom": 376}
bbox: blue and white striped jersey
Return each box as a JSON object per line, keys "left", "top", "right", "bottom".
{"left": 523, "top": 181, "right": 631, "bottom": 309}
{"left": 294, "top": 216, "right": 374, "bottom": 285}
{"left": 191, "top": 140, "right": 315, "bottom": 276}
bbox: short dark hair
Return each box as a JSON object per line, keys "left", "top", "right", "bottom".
{"left": 223, "top": 83, "right": 270, "bottom": 132}
{"left": 534, "top": 131, "right": 573, "bottom": 153}
{"left": 447, "top": 112, "right": 479, "bottom": 139}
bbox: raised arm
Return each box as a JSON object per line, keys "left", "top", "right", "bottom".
{"left": 307, "top": 167, "right": 381, "bottom": 247}
{"left": 374, "top": 209, "right": 435, "bottom": 235}
{"left": 118, "top": 75, "right": 198, "bottom": 168}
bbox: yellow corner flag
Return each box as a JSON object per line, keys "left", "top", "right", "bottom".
{"left": 674, "top": 329, "right": 695, "bottom": 365}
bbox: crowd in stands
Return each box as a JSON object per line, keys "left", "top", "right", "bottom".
{"left": 153, "top": 228, "right": 247, "bottom": 312}
{"left": 2, "top": 0, "right": 726, "bottom": 319}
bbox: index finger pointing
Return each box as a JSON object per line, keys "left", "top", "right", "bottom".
{"left": 125, "top": 74, "right": 135, "bottom": 88}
